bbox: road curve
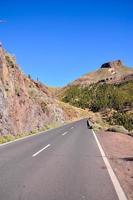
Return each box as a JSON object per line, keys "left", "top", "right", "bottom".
{"left": 0, "top": 119, "right": 119, "bottom": 200}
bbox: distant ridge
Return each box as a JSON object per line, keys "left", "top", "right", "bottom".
{"left": 70, "top": 60, "right": 133, "bottom": 86}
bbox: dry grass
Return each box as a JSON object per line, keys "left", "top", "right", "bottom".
{"left": 57, "top": 100, "right": 89, "bottom": 121}
{"left": 0, "top": 121, "right": 61, "bottom": 144}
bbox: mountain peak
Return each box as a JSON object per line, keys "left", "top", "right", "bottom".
{"left": 70, "top": 60, "right": 133, "bottom": 86}
{"left": 101, "top": 60, "right": 123, "bottom": 69}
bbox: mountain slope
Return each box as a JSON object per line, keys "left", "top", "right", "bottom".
{"left": 1, "top": 44, "right": 133, "bottom": 136}
{"left": 56, "top": 60, "right": 133, "bottom": 99}
{"left": 71, "top": 60, "right": 133, "bottom": 86}
{"left": 60, "top": 61, "right": 133, "bottom": 132}
{"left": 0, "top": 44, "right": 88, "bottom": 135}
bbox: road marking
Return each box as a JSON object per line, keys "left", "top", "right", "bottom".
{"left": 0, "top": 127, "right": 56, "bottom": 147}
{"left": 0, "top": 119, "right": 82, "bottom": 147}
{"left": 92, "top": 130, "right": 127, "bottom": 200}
{"left": 62, "top": 131, "right": 68, "bottom": 136}
{"left": 32, "top": 144, "right": 51, "bottom": 157}
{"left": 70, "top": 127, "right": 74, "bottom": 129}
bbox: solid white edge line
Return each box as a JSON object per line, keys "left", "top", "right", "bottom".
{"left": 0, "top": 129, "right": 54, "bottom": 147}
{"left": 92, "top": 129, "right": 127, "bottom": 200}
{"left": 0, "top": 118, "right": 84, "bottom": 147}
{"left": 32, "top": 144, "right": 51, "bottom": 157}
{"left": 62, "top": 131, "right": 68, "bottom": 136}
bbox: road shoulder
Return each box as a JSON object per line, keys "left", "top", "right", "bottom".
{"left": 97, "top": 131, "right": 133, "bottom": 200}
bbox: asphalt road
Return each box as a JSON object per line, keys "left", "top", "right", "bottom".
{"left": 0, "top": 119, "right": 119, "bottom": 200}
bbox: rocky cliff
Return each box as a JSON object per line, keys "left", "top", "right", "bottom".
{"left": 0, "top": 45, "right": 88, "bottom": 135}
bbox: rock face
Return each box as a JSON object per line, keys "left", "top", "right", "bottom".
{"left": 101, "top": 60, "right": 122, "bottom": 68}
{"left": 0, "top": 45, "right": 86, "bottom": 135}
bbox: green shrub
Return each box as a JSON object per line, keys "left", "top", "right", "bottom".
{"left": 3, "top": 134, "right": 15, "bottom": 142}
{"left": 62, "top": 81, "right": 133, "bottom": 131}
{"left": 0, "top": 134, "right": 15, "bottom": 144}
{"left": 112, "top": 112, "right": 133, "bottom": 132}
{"left": 62, "top": 81, "right": 133, "bottom": 113}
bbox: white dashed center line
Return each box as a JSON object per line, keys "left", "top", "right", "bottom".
{"left": 62, "top": 131, "right": 68, "bottom": 136}
{"left": 32, "top": 144, "right": 51, "bottom": 157}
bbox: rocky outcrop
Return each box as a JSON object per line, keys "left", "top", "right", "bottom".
{"left": 0, "top": 45, "right": 86, "bottom": 135}
{"left": 0, "top": 44, "right": 9, "bottom": 83}
{"left": 101, "top": 60, "right": 122, "bottom": 68}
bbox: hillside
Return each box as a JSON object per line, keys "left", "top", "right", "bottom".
{"left": 71, "top": 60, "right": 133, "bottom": 86}
{"left": 60, "top": 61, "right": 133, "bottom": 133}
{"left": 0, "top": 44, "right": 88, "bottom": 136}
{"left": 0, "top": 44, "right": 133, "bottom": 137}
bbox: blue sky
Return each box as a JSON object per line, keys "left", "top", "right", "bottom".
{"left": 0, "top": 0, "right": 133, "bottom": 86}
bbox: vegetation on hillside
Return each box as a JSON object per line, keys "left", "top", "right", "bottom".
{"left": 62, "top": 80, "right": 133, "bottom": 131}
{"left": 112, "top": 112, "right": 133, "bottom": 132}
